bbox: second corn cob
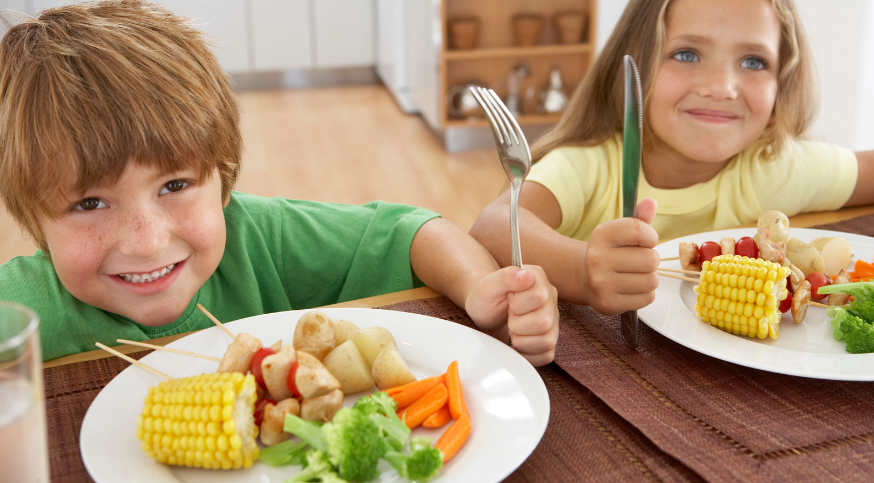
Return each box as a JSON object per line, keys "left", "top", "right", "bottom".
{"left": 694, "top": 254, "right": 790, "bottom": 339}
{"left": 136, "top": 372, "right": 260, "bottom": 469}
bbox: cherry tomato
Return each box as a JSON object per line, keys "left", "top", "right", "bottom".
{"left": 253, "top": 398, "right": 276, "bottom": 427}
{"left": 806, "top": 272, "right": 832, "bottom": 301}
{"left": 779, "top": 275, "right": 793, "bottom": 313}
{"left": 735, "top": 236, "right": 759, "bottom": 259}
{"left": 699, "top": 241, "right": 722, "bottom": 263}
{"left": 286, "top": 360, "right": 301, "bottom": 398}
{"left": 249, "top": 347, "right": 275, "bottom": 391}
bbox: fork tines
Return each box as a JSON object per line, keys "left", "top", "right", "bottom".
{"left": 469, "top": 87, "right": 522, "bottom": 146}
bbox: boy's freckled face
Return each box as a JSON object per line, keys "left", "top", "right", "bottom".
{"left": 648, "top": 0, "right": 781, "bottom": 166}
{"left": 40, "top": 162, "right": 226, "bottom": 326}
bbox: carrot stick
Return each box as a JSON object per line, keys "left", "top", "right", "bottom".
{"left": 385, "top": 375, "right": 444, "bottom": 410}
{"left": 445, "top": 360, "right": 468, "bottom": 419}
{"left": 397, "top": 383, "right": 448, "bottom": 429}
{"left": 422, "top": 404, "right": 451, "bottom": 429}
{"left": 435, "top": 414, "right": 471, "bottom": 463}
{"left": 853, "top": 260, "right": 874, "bottom": 277}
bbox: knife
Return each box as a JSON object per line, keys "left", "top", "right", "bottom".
{"left": 620, "top": 55, "right": 643, "bottom": 349}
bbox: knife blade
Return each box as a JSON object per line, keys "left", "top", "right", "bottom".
{"left": 620, "top": 55, "right": 643, "bottom": 349}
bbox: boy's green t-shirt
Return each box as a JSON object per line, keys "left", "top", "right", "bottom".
{"left": 0, "top": 192, "right": 440, "bottom": 361}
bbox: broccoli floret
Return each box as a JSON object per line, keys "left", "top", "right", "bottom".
{"left": 283, "top": 409, "right": 386, "bottom": 482}
{"left": 384, "top": 437, "right": 443, "bottom": 482}
{"left": 287, "top": 450, "right": 337, "bottom": 482}
{"left": 353, "top": 391, "right": 411, "bottom": 451}
{"left": 829, "top": 308, "right": 874, "bottom": 354}
{"left": 323, "top": 408, "right": 387, "bottom": 481}
{"left": 258, "top": 439, "right": 309, "bottom": 467}
{"left": 818, "top": 282, "right": 874, "bottom": 354}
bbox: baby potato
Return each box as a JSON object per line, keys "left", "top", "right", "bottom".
{"left": 321, "top": 340, "right": 374, "bottom": 394}
{"left": 293, "top": 310, "right": 336, "bottom": 360}
{"left": 349, "top": 326, "right": 396, "bottom": 368}
{"left": 810, "top": 236, "right": 854, "bottom": 276}
{"left": 786, "top": 238, "right": 825, "bottom": 277}
{"left": 756, "top": 210, "right": 791, "bottom": 244}
{"left": 371, "top": 342, "right": 417, "bottom": 390}
{"left": 331, "top": 319, "right": 360, "bottom": 346}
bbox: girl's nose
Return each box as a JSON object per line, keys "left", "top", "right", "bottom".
{"left": 697, "top": 64, "right": 738, "bottom": 100}
{"left": 117, "top": 207, "right": 171, "bottom": 258}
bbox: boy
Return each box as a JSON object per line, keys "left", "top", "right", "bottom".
{"left": 0, "top": 1, "right": 559, "bottom": 365}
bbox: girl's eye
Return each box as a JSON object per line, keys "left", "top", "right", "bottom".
{"left": 673, "top": 50, "right": 698, "bottom": 63}
{"left": 159, "top": 179, "right": 189, "bottom": 195}
{"left": 74, "top": 198, "right": 107, "bottom": 211}
{"left": 741, "top": 57, "right": 766, "bottom": 70}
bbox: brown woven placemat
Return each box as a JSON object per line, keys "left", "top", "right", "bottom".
{"left": 540, "top": 214, "right": 874, "bottom": 482}
{"left": 44, "top": 350, "right": 152, "bottom": 483}
{"left": 379, "top": 297, "right": 703, "bottom": 482}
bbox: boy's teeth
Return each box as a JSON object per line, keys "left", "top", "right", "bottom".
{"left": 118, "top": 264, "right": 177, "bottom": 284}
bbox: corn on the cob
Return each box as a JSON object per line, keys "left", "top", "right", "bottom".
{"left": 136, "top": 372, "right": 260, "bottom": 469}
{"left": 694, "top": 254, "right": 790, "bottom": 339}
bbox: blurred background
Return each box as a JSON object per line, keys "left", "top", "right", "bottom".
{"left": 0, "top": 0, "right": 872, "bottom": 264}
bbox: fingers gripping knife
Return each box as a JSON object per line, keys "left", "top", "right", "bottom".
{"left": 620, "top": 55, "right": 643, "bottom": 349}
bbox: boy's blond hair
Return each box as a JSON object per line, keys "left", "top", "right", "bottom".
{"left": 531, "top": 0, "right": 818, "bottom": 162}
{"left": 0, "top": 0, "right": 241, "bottom": 254}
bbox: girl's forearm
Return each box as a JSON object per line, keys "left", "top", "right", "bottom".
{"left": 469, "top": 203, "right": 591, "bottom": 305}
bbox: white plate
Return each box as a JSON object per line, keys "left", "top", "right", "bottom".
{"left": 80, "top": 308, "right": 549, "bottom": 482}
{"left": 642, "top": 228, "right": 874, "bottom": 381}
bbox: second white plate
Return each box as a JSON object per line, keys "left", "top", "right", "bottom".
{"left": 642, "top": 228, "right": 874, "bottom": 381}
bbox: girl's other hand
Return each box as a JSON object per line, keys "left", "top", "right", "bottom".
{"left": 581, "top": 198, "right": 660, "bottom": 315}
{"left": 464, "top": 265, "right": 559, "bottom": 366}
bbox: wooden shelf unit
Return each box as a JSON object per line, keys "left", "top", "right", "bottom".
{"left": 440, "top": 0, "right": 597, "bottom": 129}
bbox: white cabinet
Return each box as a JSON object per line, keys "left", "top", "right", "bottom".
{"left": 29, "top": 0, "right": 251, "bottom": 73}
{"left": 25, "top": 0, "right": 375, "bottom": 75}
{"left": 313, "top": 0, "right": 373, "bottom": 68}
{"left": 376, "top": 0, "right": 415, "bottom": 112}
{"left": 250, "top": 0, "right": 312, "bottom": 71}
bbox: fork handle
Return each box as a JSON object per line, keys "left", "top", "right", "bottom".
{"left": 510, "top": 182, "right": 523, "bottom": 268}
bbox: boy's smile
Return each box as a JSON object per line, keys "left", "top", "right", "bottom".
{"left": 644, "top": 0, "right": 781, "bottom": 189}
{"left": 40, "top": 162, "right": 226, "bottom": 326}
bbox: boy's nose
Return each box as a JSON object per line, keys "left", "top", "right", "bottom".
{"left": 697, "top": 64, "right": 738, "bottom": 100}
{"left": 117, "top": 208, "right": 171, "bottom": 257}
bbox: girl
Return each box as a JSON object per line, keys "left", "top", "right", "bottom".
{"left": 470, "top": 0, "right": 874, "bottom": 316}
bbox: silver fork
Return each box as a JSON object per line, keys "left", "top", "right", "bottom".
{"left": 470, "top": 87, "right": 532, "bottom": 268}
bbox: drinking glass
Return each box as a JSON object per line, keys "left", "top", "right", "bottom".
{"left": 0, "top": 302, "right": 49, "bottom": 483}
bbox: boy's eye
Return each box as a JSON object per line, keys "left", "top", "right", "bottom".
{"left": 159, "top": 179, "right": 189, "bottom": 195}
{"left": 74, "top": 198, "right": 107, "bottom": 211}
{"left": 741, "top": 57, "right": 767, "bottom": 70}
{"left": 673, "top": 50, "right": 698, "bottom": 63}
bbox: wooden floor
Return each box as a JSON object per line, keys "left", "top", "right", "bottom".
{"left": 0, "top": 85, "right": 508, "bottom": 264}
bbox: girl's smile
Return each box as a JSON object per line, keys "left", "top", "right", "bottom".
{"left": 644, "top": 0, "right": 781, "bottom": 190}
{"left": 40, "top": 163, "right": 226, "bottom": 326}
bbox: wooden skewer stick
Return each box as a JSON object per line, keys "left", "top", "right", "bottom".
{"left": 657, "top": 271, "right": 699, "bottom": 283}
{"left": 95, "top": 342, "right": 174, "bottom": 380}
{"left": 197, "top": 303, "right": 235, "bottom": 339}
{"left": 810, "top": 301, "right": 830, "bottom": 308}
{"left": 660, "top": 256, "right": 679, "bottom": 261}
{"left": 657, "top": 267, "right": 701, "bottom": 276}
{"left": 117, "top": 339, "right": 221, "bottom": 362}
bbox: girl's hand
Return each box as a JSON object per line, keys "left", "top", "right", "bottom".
{"left": 464, "top": 265, "right": 559, "bottom": 367}
{"left": 580, "top": 198, "right": 660, "bottom": 315}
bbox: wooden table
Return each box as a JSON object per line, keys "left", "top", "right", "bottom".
{"left": 42, "top": 205, "right": 874, "bottom": 483}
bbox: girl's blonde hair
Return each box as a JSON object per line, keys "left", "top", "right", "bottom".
{"left": 0, "top": 0, "right": 242, "bottom": 254}
{"left": 531, "top": 0, "right": 818, "bottom": 162}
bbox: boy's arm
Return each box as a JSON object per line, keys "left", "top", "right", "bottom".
{"left": 843, "top": 150, "right": 874, "bottom": 207}
{"left": 409, "top": 217, "right": 558, "bottom": 366}
{"left": 469, "top": 182, "right": 660, "bottom": 315}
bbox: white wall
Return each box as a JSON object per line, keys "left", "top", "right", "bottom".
{"left": 597, "top": 0, "right": 874, "bottom": 152}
